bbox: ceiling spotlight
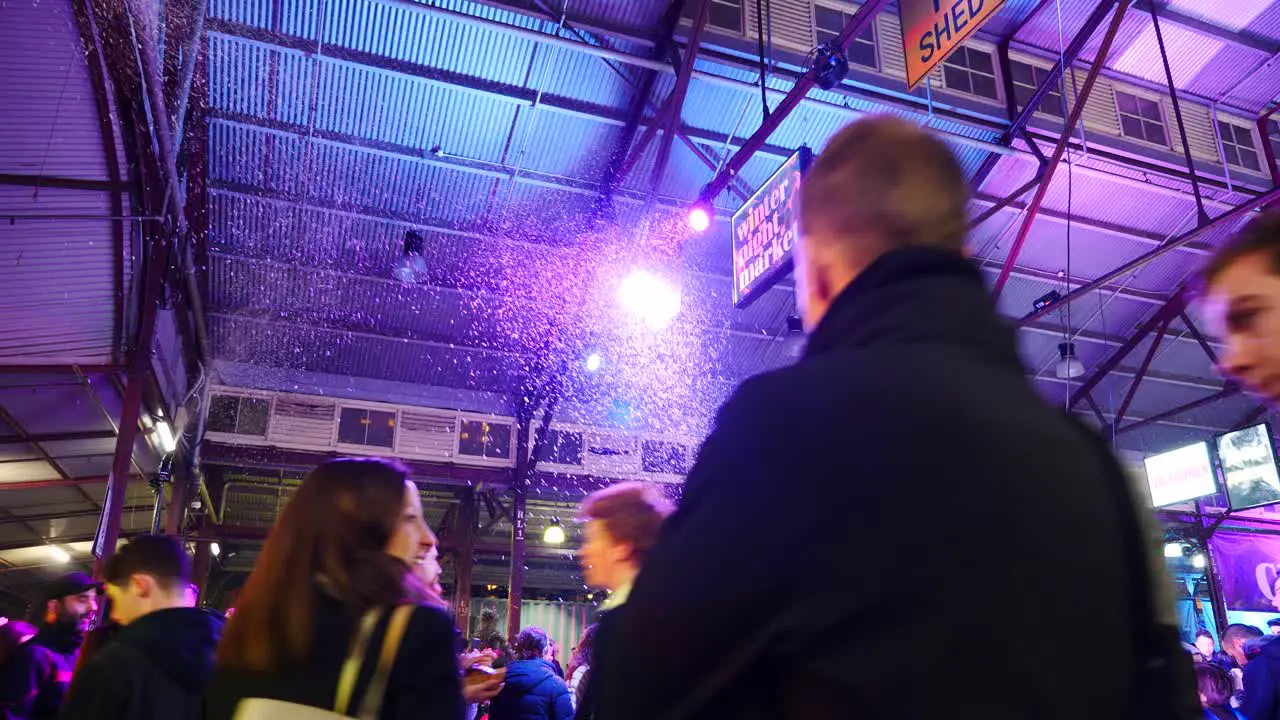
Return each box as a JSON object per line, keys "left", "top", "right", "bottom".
{"left": 393, "top": 230, "right": 427, "bottom": 283}
{"left": 687, "top": 204, "right": 711, "bottom": 233}
{"left": 811, "top": 42, "right": 849, "bottom": 90}
{"left": 1191, "top": 553, "right": 1207, "bottom": 569}
{"left": 617, "top": 269, "right": 681, "bottom": 330}
{"left": 543, "top": 518, "right": 566, "bottom": 545}
{"left": 210, "top": 542, "right": 221, "bottom": 558}
{"left": 585, "top": 353, "right": 603, "bottom": 372}
{"left": 1163, "top": 542, "right": 1183, "bottom": 558}
{"left": 154, "top": 419, "right": 177, "bottom": 454}
{"left": 47, "top": 546, "right": 70, "bottom": 564}
{"left": 1055, "top": 342, "right": 1085, "bottom": 380}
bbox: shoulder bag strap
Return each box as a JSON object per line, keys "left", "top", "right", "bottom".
{"left": 355, "top": 605, "right": 415, "bottom": 720}
{"left": 334, "top": 609, "right": 384, "bottom": 715}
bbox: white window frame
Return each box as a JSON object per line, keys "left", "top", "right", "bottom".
{"left": 813, "top": 3, "right": 879, "bottom": 72}
{"left": 1216, "top": 118, "right": 1262, "bottom": 173}
{"left": 1008, "top": 59, "right": 1065, "bottom": 119}
{"left": 686, "top": 0, "right": 744, "bottom": 34}
{"left": 940, "top": 44, "right": 1001, "bottom": 102}
{"left": 1113, "top": 89, "right": 1170, "bottom": 149}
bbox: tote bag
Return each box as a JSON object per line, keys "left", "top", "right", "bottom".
{"left": 233, "top": 605, "right": 414, "bottom": 720}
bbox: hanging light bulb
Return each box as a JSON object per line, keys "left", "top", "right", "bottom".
{"left": 543, "top": 518, "right": 565, "bottom": 545}
{"left": 1055, "top": 342, "right": 1085, "bottom": 380}
{"left": 393, "top": 230, "right": 428, "bottom": 283}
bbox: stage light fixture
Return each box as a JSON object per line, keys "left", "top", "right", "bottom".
{"left": 585, "top": 353, "right": 603, "bottom": 372}
{"left": 544, "top": 519, "right": 566, "bottom": 545}
{"left": 1163, "top": 542, "right": 1183, "bottom": 558}
{"left": 687, "top": 204, "right": 711, "bottom": 232}
{"left": 211, "top": 542, "right": 221, "bottom": 557}
{"left": 618, "top": 269, "right": 681, "bottom": 330}
{"left": 811, "top": 42, "right": 849, "bottom": 90}
{"left": 1191, "top": 553, "right": 1206, "bottom": 569}
{"left": 155, "top": 419, "right": 177, "bottom": 453}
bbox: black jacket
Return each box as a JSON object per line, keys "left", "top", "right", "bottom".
{"left": 594, "top": 248, "right": 1199, "bottom": 719}
{"left": 58, "top": 607, "right": 222, "bottom": 720}
{"left": 488, "top": 659, "right": 573, "bottom": 720}
{"left": 1244, "top": 635, "right": 1280, "bottom": 719}
{"left": 0, "top": 626, "right": 83, "bottom": 720}
{"left": 202, "top": 594, "right": 463, "bottom": 720}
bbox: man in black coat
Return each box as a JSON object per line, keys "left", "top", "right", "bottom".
{"left": 595, "top": 116, "right": 1199, "bottom": 719}
{"left": 0, "top": 573, "right": 100, "bottom": 719}
{"left": 59, "top": 535, "right": 222, "bottom": 720}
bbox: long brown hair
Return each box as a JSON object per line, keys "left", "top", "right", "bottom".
{"left": 217, "top": 457, "right": 416, "bottom": 671}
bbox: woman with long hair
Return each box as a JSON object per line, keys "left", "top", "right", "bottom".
{"left": 205, "top": 457, "right": 493, "bottom": 719}
{"left": 565, "top": 624, "right": 596, "bottom": 711}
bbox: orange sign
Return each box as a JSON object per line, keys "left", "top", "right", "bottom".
{"left": 900, "top": 0, "right": 1006, "bottom": 90}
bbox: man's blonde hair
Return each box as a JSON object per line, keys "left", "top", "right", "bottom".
{"left": 799, "top": 116, "right": 969, "bottom": 253}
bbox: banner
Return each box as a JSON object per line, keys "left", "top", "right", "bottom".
{"left": 1209, "top": 531, "right": 1280, "bottom": 612}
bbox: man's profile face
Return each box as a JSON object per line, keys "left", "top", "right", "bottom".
{"left": 1204, "top": 251, "right": 1280, "bottom": 402}
{"left": 577, "top": 520, "right": 630, "bottom": 592}
{"left": 50, "top": 591, "right": 97, "bottom": 632}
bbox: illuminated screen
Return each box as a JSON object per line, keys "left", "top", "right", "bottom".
{"left": 1143, "top": 441, "right": 1217, "bottom": 508}
{"left": 731, "top": 147, "right": 811, "bottom": 309}
{"left": 1219, "top": 423, "right": 1280, "bottom": 511}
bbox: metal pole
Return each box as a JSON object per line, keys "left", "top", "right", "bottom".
{"left": 1066, "top": 290, "right": 1185, "bottom": 410}
{"left": 1110, "top": 314, "right": 1171, "bottom": 431}
{"left": 93, "top": 378, "right": 144, "bottom": 575}
{"left": 1201, "top": 528, "right": 1230, "bottom": 635}
{"left": 647, "top": 0, "right": 712, "bottom": 200}
{"left": 1114, "top": 386, "right": 1239, "bottom": 436}
{"left": 991, "top": 0, "right": 1131, "bottom": 301}
{"left": 1148, "top": 2, "right": 1209, "bottom": 224}
{"left": 455, "top": 488, "right": 476, "bottom": 636}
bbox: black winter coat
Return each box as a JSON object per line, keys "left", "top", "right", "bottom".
{"left": 1244, "top": 635, "right": 1280, "bottom": 719}
{"left": 488, "top": 659, "right": 573, "bottom": 720}
{"left": 0, "top": 626, "right": 82, "bottom": 720}
{"left": 60, "top": 607, "right": 222, "bottom": 720}
{"left": 594, "top": 248, "right": 1200, "bottom": 720}
{"left": 202, "top": 593, "right": 463, "bottom": 720}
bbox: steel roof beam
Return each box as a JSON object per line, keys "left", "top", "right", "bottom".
{"left": 698, "top": 0, "right": 889, "bottom": 203}
{"left": 991, "top": 0, "right": 1132, "bottom": 301}
{"left": 1113, "top": 385, "right": 1240, "bottom": 436}
{"left": 1066, "top": 287, "right": 1186, "bottom": 411}
{"left": 1110, "top": 312, "right": 1173, "bottom": 432}
{"left": 1019, "top": 185, "right": 1280, "bottom": 327}
{"left": 1130, "top": 0, "right": 1279, "bottom": 57}
{"left": 0, "top": 430, "right": 116, "bottom": 446}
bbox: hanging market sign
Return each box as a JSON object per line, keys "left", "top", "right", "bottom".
{"left": 900, "top": 0, "right": 1006, "bottom": 91}
{"left": 731, "top": 146, "right": 812, "bottom": 309}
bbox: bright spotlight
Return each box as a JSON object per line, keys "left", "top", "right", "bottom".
{"left": 155, "top": 420, "right": 177, "bottom": 454}
{"left": 543, "top": 519, "right": 565, "bottom": 545}
{"left": 687, "top": 205, "right": 711, "bottom": 232}
{"left": 1191, "top": 553, "right": 1206, "bottom": 569}
{"left": 617, "top": 269, "right": 681, "bottom": 330}
{"left": 211, "top": 542, "right": 221, "bottom": 558}
{"left": 1163, "top": 542, "right": 1183, "bottom": 558}
{"left": 47, "top": 546, "right": 70, "bottom": 564}
{"left": 585, "top": 353, "right": 603, "bottom": 372}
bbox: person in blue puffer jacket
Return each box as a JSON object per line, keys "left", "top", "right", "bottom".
{"left": 487, "top": 628, "right": 573, "bottom": 720}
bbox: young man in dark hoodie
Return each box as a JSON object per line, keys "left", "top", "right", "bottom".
{"left": 59, "top": 535, "right": 222, "bottom": 720}
{"left": 0, "top": 572, "right": 99, "bottom": 719}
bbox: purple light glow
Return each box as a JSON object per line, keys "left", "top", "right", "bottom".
{"left": 617, "top": 269, "right": 681, "bottom": 330}
{"left": 585, "top": 353, "right": 603, "bottom": 372}
{"left": 687, "top": 206, "right": 711, "bottom": 233}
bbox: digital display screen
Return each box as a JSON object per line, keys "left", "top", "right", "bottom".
{"left": 731, "top": 147, "right": 811, "bottom": 309}
{"left": 1219, "top": 423, "right": 1280, "bottom": 511}
{"left": 1143, "top": 441, "right": 1217, "bottom": 508}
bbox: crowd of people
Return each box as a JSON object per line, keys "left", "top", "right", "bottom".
{"left": 7, "top": 115, "right": 1280, "bottom": 717}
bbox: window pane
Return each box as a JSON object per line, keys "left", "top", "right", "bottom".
{"left": 1144, "top": 121, "right": 1167, "bottom": 146}
{"left": 338, "top": 408, "right": 370, "bottom": 445}
{"left": 968, "top": 48, "right": 994, "bottom": 75}
{"left": 1011, "top": 61, "right": 1033, "bottom": 86}
{"left": 816, "top": 28, "right": 837, "bottom": 46}
{"left": 814, "top": 5, "right": 842, "bottom": 33}
{"left": 238, "top": 398, "right": 271, "bottom": 436}
{"left": 944, "top": 65, "right": 971, "bottom": 93}
{"left": 972, "top": 74, "right": 998, "bottom": 99}
{"left": 1237, "top": 126, "right": 1257, "bottom": 149}
{"left": 1244, "top": 150, "right": 1261, "bottom": 171}
{"left": 1120, "top": 114, "right": 1144, "bottom": 138}
{"left": 1014, "top": 84, "right": 1033, "bottom": 109}
{"left": 1139, "top": 98, "right": 1162, "bottom": 121}
{"left": 858, "top": 25, "right": 874, "bottom": 43}
{"left": 1270, "top": 119, "right": 1280, "bottom": 138}
{"left": 1116, "top": 92, "right": 1138, "bottom": 116}
{"left": 642, "top": 440, "right": 689, "bottom": 474}
{"left": 1225, "top": 145, "right": 1241, "bottom": 166}
{"left": 849, "top": 41, "right": 876, "bottom": 68}
{"left": 710, "top": 2, "right": 741, "bottom": 32}
{"left": 207, "top": 396, "right": 241, "bottom": 434}
{"left": 1045, "top": 91, "right": 1065, "bottom": 118}
{"left": 366, "top": 410, "right": 395, "bottom": 448}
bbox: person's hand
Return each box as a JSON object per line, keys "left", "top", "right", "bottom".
{"left": 463, "top": 666, "right": 504, "bottom": 704}
{"left": 459, "top": 649, "right": 497, "bottom": 671}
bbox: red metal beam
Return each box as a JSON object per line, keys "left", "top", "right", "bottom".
{"left": 1259, "top": 110, "right": 1280, "bottom": 188}
{"left": 1019, "top": 185, "right": 1280, "bottom": 327}
{"left": 1066, "top": 289, "right": 1186, "bottom": 411}
{"left": 647, "top": 0, "right": 712, "bottom": 198}
{"left": 0, "top": 476, "right": 114, "bottom": 492}
{"left": 700, "top": 0, "right": 889, "bottom": 202}
{"left": 1110, "top": 314, "right": 1172, "bottom": 431}
{"left": 991, "top": 0, "right": 1131, "bottom": 301}
{"left": 1114, "top": 386, "right": 1240, "bottom": 436}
